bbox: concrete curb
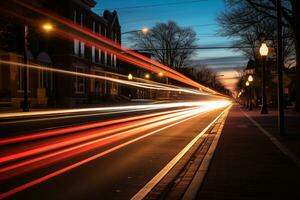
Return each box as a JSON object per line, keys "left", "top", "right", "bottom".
{"left": 182, "top": 106, "right": 231, "bottom": 200}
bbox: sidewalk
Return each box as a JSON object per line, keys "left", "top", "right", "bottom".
{"left": 245, "top": 107, "right": 300, "bottom": 157}
{"left": 197, "top": 105, "right": 300, "bottom": 199}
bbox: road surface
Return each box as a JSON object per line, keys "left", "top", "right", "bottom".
{"left": 0, "top": 100, "right": 231, "bottom": 199}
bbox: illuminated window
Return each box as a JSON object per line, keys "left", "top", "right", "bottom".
{"left": 92, "top": 46, "right": 95, "bottom": 62}
{"left": 113, "top": 55, "right": 117, "bottom": 67}
{"left": 80, "top": 42, "right": 85, "bottom": 57}
{"left": 73, "top": 10, "right": 79, "bottom": 55}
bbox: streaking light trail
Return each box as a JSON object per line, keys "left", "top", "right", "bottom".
{"left": 0, "top": 100, "right": 231, "bottom": 199}
{"left": 0, "top": 59, "right": 209, "bottom": 97}
{"left": 0, "top": 100, "right": 228, "bottom": 119}
{"left": 4, "top": 0, "right": 220, "bottom": 94}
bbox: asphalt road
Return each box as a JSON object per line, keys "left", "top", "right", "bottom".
{"left": 0, "top": 101, "right": 229, "bottom": 199}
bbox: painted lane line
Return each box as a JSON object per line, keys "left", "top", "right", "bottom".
{"left": 0, "top": 108, "right": 198, "bottom": 164}
{"left": 242, "top": 110, "right": 300, "bottom": 169}
{"left": 0, "top": 107, "right": 195, "bottom": 146}
{"left": 131, "top": 106, "right": 231, "bottom": 200}
{"left": 182, "top": 106, "right": 231, "bottom": 200}
{"left": 0, "top": 108, "right": 204, "bottom": 178}
{"left": 0, "top": 106, "right": 217, "bottom": 199}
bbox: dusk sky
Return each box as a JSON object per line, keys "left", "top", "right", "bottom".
{"left": 94, "top": 0, "right": 247, "bottom": 92}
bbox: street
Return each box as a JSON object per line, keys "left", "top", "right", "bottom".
{"left": 0, "top": 100, "right": 230, "bottom": 199}
{"left": 1, "top": 0, "right": 300, "bottom": 199}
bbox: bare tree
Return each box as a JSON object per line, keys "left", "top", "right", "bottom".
{"left": 129, "top": 21, "right": 197, "bottom": 69}
{"left": 218, "top": 0, "right": 300, "bottom": 111}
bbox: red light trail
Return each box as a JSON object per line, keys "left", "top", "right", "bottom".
{"left": 0, "top": 101, "right": 231, "bottom": 199}
{"left": 6, "top": 0, "right": 219, "bottom": 94}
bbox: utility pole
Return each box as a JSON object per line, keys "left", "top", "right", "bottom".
{"left": 23, "top": 25, "right": 29, "bottom": 112}
{"left": 277, "top": 0, "right": 285, "bottom": 135}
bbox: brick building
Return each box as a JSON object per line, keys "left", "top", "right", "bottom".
{"left": 0, "top": 0, "right": 121, "bottom": 108}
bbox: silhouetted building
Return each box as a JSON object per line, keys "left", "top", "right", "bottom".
{"left": 0, "top": 0, "right": 121, "bottom": 108}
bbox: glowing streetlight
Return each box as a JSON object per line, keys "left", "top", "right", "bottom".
{"left": 122, "top": 27, "right": 149, "bottom": 35}
{"left": 260, "top": 42, "right": 269, "bottom": 114}
{"left": 259, "top": 43, "right": 269, "bottom": 57}
{"left": 248, "top": 75, "right": 253, "bottom": 82}
{"left": 42, "top": 23, "right": 54, "bottom": 32}
{"left": 247, "top": 75, "right": 254, "bottom": 110}
{"left": 128, "top": 73, "right": 133, "bottom": 80}
{"left": 141, "top": 27, "right": 149, "bottom": 34}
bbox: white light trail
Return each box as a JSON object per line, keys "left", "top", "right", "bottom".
{"left": 0, "top": 100, "right": 231, "bottom": 118}
{"left": 0, "top": 59, "right": 209, "bottom": 96}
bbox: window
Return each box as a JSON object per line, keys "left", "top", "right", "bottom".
{"left": 99, "top": 24, "right": 101, "bottom": 35}
{"left": 104, "top": 51, "right": 107, "bottom": 65}
{"left": 80, "top": 14, "right": 85, "bottom": 57}
{"left": 91, "top": 21, "right": 95, "bottom": 62}
{"left": 74, "top": 39, "right": 79, "bottom": 55}
{"left": 92, "top": 46, "right": 95, "bottom": 62}
{"left": 110, "top": 53, "right": 113, "bottom": 66}
{"left": 80, "top": 13, "right": 83, "bottom": 26}
{"left": 98, "top": 49, "right": 101, "bottom": 63}
{"left": 73, "top": 10, "right": 77, "bottom": 23}
{"left": 113, "top": 55, "right": 117, "bottom": 67}
{"left": 38, "top": 68, "right": 53, "bottom": 90}
{"left": 75, "top": 67, "right": 85, "bottom": 94}
{"left": 17, "top": 56, "right": 29, "bottom": 92}
{"left": 80, "top": 42, "right": 85, "bottom": 57}
{"left": 73, "top": 10, "right": 79, "bottom": 55}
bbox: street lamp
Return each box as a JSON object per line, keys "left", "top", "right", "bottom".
{"left": 22, "top": 25, "right": 30, "bottom": 112}
{"left": 141, "top": 27, "right": 150, "bottom": 34}
{"left": 128, "top": 73, "right": 133, "bottom": 80}
{"left": 122, "top": 28, "right": 149, "bottom": 35}
{"left": 248, "top": 75, "right": 253, "bottom": 110}
{"left": 42, "top": 23, "right": 54, "bottom": 32}
{"left": 260, "top": 42, "right": 269, "bottom": 114}
{"left": 245, "top": 81, "right": 250, "bottom": 109}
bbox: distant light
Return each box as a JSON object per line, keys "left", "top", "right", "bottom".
{"left": 158, "top": 72, "right": 164, "bottom": 77}
{"left": 42, "top": 23, "right": 54, "bottom": 31}
{"left": 141, "top": 27, "right": 149, "bottom": 34}
{"left": 144, "top": 73, "right": 150, "bottom": 79}
{"left": 248, "top": 75, "right": 253, "bottom": 82}
{"left": 259, "top": 43, "right": 269, "bottom": 57}
{"left": 128, "top": 73, "right": 133, "bottom": 80}
{"left": 245, "top": 81, "right": 250, "bottom": 86}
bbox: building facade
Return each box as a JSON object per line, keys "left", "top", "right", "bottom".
{"left": 0, "top": 0, "right": 121, "bottom": 109}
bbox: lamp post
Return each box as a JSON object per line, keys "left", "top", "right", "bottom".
{"left": 277, "top": 0, "right": 285, "bottom": 136}
{"left": 245, "top": 81, "right": 250, "bottom": 109}
{"left": 21, "top": 22, "right": 54, "bottom": 112}
{"left": 128, "top": 73, "right": 133, "bottom": 80}
{"left": 22, "top": 25, "right": 29, "bottom": 112}
{"left": 248, "top": 75, "right": 253, "bottom": 110}
{"left": 259, "top": 43, "right": 269, "bottom": 114}
{"left": 144, "top": 73, "right": 150, "bottom": 79}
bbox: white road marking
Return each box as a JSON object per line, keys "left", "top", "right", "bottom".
{"left": 183, "top": 106, "right": 231, "bottom": 200}
{"left": 242, "top": 110, "right": 300, "bottom": 168}
{"left": 131, "top": 106, "right": 231, "bottom": 200}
